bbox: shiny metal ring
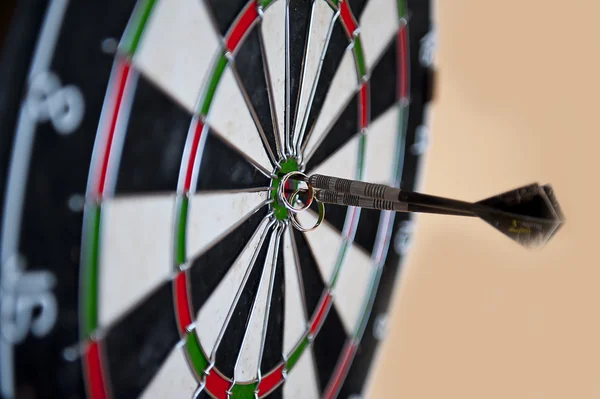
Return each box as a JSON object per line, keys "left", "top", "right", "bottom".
{"left": 289, "top": 189, "right": 325, "bottom": 232}
{"left": 278, "top": 171, "right": 313, "bottom": 213}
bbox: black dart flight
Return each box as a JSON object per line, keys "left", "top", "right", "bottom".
{"left": 301, "top": 174, "right": 565, "bottom": 248}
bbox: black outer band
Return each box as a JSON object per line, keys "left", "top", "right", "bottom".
{"left": 0, "top": 0, "right": 50, "bottom": 245}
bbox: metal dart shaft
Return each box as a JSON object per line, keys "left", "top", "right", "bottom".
{"left": 314, "top": 189, "right": 475, "bottom": 217}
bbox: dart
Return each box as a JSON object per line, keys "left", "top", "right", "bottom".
{"left": 2, "top": 0, "right": 577, "bottom": 396}
{"left": 281, "top": 172, "right": 565, "bottom": 248}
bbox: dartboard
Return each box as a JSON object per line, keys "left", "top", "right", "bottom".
{"left": 0, "top": 0, "right": 434, "bottom": 398}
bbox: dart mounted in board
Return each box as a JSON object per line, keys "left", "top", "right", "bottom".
{"left": 279, "top": 172, "right": 565, "bottom": 248}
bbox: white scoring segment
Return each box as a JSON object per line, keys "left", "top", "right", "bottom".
{"left": 303, "top": 49, "right": 357, "bottom": 158}
{"left": 234, "top": 230, "right": 281, "bottom": 381}
{"left": 99, "top": 194, "right": 175, "bottom": 327}
{"left": 310, "top": 133, "right": 360, "bottom": 180}
{"left": 295, "top": 212, "right": 343, "bottom": 286}
{"left": 283, "top": 349, "right": 320, "bottom": 399}
{"left": 333, "top": 244, "right": 373, "bottom": 334}
{"left": 359, "top": 0, "right": 400, "bottom": 71}
{"left": 195, "top": 219, "right": 270, "bottom": 358}
{"left": 186, "top": 190, "right": 268, "bottom": 261}
{"left": 206, "top": 67, "right": 272, "bottom": 172}
{"left": 292, "top": 0, "right": 335, "bottom": 145}
{"left": 283, "top": 228, "right": 308, "bottom": 355}
{"left": 140, "top": 345, "right": 197, "bottom": 399}
{"left": 260, "top": 0, "right": 286, "bottom": 153}
{"left": 133, "top": 0, "right": 220, "bottom": 113}
{"left": 363, "top": 104, "right": 401, "bottom": 184}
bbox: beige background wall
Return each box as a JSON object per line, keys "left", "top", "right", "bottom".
{"left": 370, "top": 0, "right": 599, "bottom": 397}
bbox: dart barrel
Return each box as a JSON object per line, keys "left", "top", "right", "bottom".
{"left": 315, "top": 190, "right": 409, "bottom": 212}
{"left": 308, "top": 174, "right": 402, "bottom": 201}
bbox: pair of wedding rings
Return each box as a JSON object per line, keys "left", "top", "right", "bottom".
{"left": 276, "top": 171, "right": 325, "bottom": 232}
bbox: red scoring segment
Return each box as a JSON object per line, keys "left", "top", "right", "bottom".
{"left": 359, "top": 83, "right": 368, "bottom": 129}
{"left": 83, "top": 341, "right": 108, "bottom": 399}
{"left": 397, "top": 24, "right": 408, "bottom": 100}
{"left": 174, "top": 272, "right": 193, "bottom": 334}
{"left": 310, "top": 293, "right": 333, "bottom": 334}
{"left": 341, "top": 206, "right": 360, "bottom": 239}
{"left": 205, "top": 369, "right": 230, "bottom": 399}
{"left": 339, "top": 1, "right": 357, "bottom": 36}
{"left": 183, "top": 118, "right": 204, "bottom": 192}
{"left": 94, "top": 59, "right": 131, "bottom": 198}
{"left": 225, "top": 0, "right": 259, "bottom": 52}
{"left": 257, "top": 364, "right": 285, "bottom": 396}
{"left": 323, "top": 341, "right": 359, "bottom": 399}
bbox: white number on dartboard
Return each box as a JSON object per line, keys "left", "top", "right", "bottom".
{"left": 25, "top": 71, "right": 85, "bottom": 135}
{"left": 419, "top": 30, "right": 436, "bottom": 67}
{"left": 410, "top": 125, "right": 429, "bottom": 156}
{"left": 394, "top": 220, "right": 414, "bottom": 256}
{"left": 0, "top": 255, "right": 58, "bottom": 344}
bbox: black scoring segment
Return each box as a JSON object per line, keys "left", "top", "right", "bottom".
{"left": 354, "top": 208, "right": 382, "bottom": 255}
{"left": 305, "top": 94, "right": 359, "bottom": 173}
{"left": 369, "top": 35, "right": 398, "bottom": 122}
{"left": 311, "top": 306, "right": 347, "bottom": 393}
{"left": 115, "top": 74, "right": 190, "bottom": 194}
{"left": 189, "top": 208, "right": 267, "bottom": 315}
{"left": 214, "top": 227, "right": 275, "bottom": 376}
{"left": 291, "top": 229, "right": 326, "bottom": 318}
{"left": 204, "top": 0, "right": 249, "bottom": 36}
{"left": 348, "top": 0, "right": 369, "bottom": 19}
{"left": 194, "top": 390, "right": 212, "bottom": 399}
{"left": 313, "top": 203, "right": 382, "bottom": 256}
{"left": 260, "top": 236, "right": 285, "bottom": 373}
{"left": 103, "top": 281, "right": 179, "bottom": 399}
{"left": 195, "top": 129, "right": 270, "bottom": 191}
{"left": 265, "top": 384, "right": 283, "bottom": 399}
{"left": 311, "top": 200, "right": 347, "bottom": 238}
{"left": 288, "top": 0, "right": 312, "bottom": 134}
{"left": 301, "top": 22, "right": 350, "bottom": 150}
{"left": 233, "top": 27, "right": 279, "bottom": 158}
